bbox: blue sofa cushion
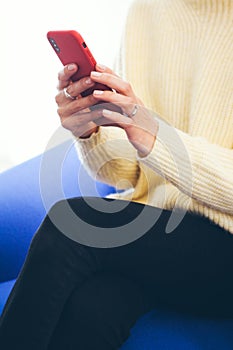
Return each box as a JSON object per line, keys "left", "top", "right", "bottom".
{"left": 0, "top": 141, "right": 115, "bottom": 282}
{"left": 121, "top": 309, "right": 233, "bottom": 350}
{"left": 0, "top": 280, "right": 15, "bottom": 315}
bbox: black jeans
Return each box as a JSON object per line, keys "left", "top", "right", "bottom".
{"left": 0, "top": 197, "right": 233, "bottom": 350}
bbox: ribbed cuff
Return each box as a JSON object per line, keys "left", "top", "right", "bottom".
{"left": 136, "top": 119, "right": 204, "bottom": 198}
{"left": 75, "top": 127, "right": 106, "bottom": 159}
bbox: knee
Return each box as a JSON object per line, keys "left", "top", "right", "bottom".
{"left": 28, "top": 199, "right": 76, "bottom": 261}
{"left": 28, "top": 198, "right": 98, "bottom": 269}
{"left": 41, "top": 197, "right": 86, "bottom": 245}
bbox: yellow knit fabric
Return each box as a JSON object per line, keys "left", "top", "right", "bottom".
{"left": 76, "top": 0, "right": 233, "bottom": 234}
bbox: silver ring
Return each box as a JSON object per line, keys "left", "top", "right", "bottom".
{"left": 130, "top": 104, "right": 139, "bottom": 117}
{"left": 63, "top": 87, "right": 76, "bottom": 100}
{"left": 123, "top": 104, "right": 139, "bottom": 118}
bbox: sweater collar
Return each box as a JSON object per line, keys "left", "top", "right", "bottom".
{"left": 184, "top": 0, "right": 232, "bottom": 8}
{"left": 183, "top": 0, "right": 232, "bottom": 15}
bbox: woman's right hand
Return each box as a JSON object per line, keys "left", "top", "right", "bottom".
{"left": 55, "top": 63, "right": 100, "bottom": 138}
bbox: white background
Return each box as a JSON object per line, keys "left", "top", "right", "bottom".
{"left": 0, "top": 0, "right": 133, "bottom": 171}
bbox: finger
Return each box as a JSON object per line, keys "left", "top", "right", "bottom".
{"left": 95, "top": 63, "right": 120, "bottom": 77}
{"left": 64, "top": 120, "right": 98, "bottom": 138}
{"left": 55, "top": 76, "right": 95, "bottom": 105}
{"left": 61, "top": 106, "right": 122, "bottom": 132}
{"left": 91, "top": 71, "right": 135, "bottom": 97}
{"left": 61, "top": 108, "right": 103, "bottom": 130}
{"left": 57, "top": 64, "right": 78, "bottom": 90}
{"left": 102, "top": 109, "right": 133, "bottom": 129}
{"left": 92, "top": 89, "right": 136, "bottom": 115}
{"left": 64, "top": 77, "right": 95, "bottom": 99}
{"left": 57, "top": 94, "right": 99, "bottom": 118}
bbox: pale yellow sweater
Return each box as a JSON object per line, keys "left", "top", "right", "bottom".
{"left": 76, "top": 0, "right": 233, "bottom": 234}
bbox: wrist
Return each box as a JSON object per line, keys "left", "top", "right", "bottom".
{"left": 79, "top": 126, "right": 100, "bottom": 139}
{"left": 137, "top": 134, "right": 156, "bottom": 158}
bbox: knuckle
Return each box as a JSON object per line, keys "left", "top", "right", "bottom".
{"left": 66, "top": 85, "right": 74, "bottom": 95}
{"left": 103, "top": 73, "right": 109, "bottom": 81}
{"left": 57, "top": 107, "right": 63, "bottom": 118}
{"left": 61, "top": 120, "right": 66, "bottom": 128}
{"left": 61, "top": 117, "right": 69, "bottom": 129}
{"left": 60, "top": 117, "right": 65, "bottom": 126}
{"left": 68, "top": 102, "right": 80, "bottom": 115}
{"left": 89, "top": 95, "right": 98, "bottom": 105}
{"left": 123, "top": 82, "right": 132, "bottom": 94}
{"left": 55, "top": 93, "right": 61, "bottom": 105}
{"left": 105, "top": 75, "right": 113, "bottom": 86}
{"left": 81, "top": 77, "right": 89, "bottom": 88}
{"left": 128, "top": 97, "right": 134, "bottom": 104}
{"left": 57, "top": 70, "right": 64, "bottom": 81}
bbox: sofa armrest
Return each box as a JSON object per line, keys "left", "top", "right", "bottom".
{"left": 0, "top": 140, "right": 115, "bottom": 282}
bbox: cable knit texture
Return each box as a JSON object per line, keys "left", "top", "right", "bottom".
{"left": 76, "top": 0, "right": 233, "bottom": 234}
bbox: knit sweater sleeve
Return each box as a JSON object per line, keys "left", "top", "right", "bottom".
{"left": 137, "top": 119, "right": 233, "bottom": 214}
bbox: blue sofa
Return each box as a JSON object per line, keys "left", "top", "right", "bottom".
{"left": 1, "top": 140, "right": 233, "bottom": 349}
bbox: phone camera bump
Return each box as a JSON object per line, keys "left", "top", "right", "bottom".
{"left": 49, "top": 38, "right": 60, "bottom": 53}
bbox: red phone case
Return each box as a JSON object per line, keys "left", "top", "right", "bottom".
{"left": 47, "top": 30, "right": 110, "bottom": 97}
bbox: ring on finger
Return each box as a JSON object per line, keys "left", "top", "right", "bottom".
{"left": 123, "top": 104, "right": 139, "bottom": 118}
{"left": 63, "top": 87, "right": 76, "bottom": 100}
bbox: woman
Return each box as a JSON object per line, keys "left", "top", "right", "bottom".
{"left": 0, "top": 0, "right": 232, "bottom": 349}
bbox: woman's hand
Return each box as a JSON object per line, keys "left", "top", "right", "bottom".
{"left": 55, "top": 64, "right": 101, "bottom": 138}
{"left": 90, "top": 66, "right": 159, "bottom": 157}
{"left": 55, "top": 63, "right": 159, "bottom": 156}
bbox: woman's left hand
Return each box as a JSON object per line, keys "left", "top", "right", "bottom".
{"left": 90, "top": 64, "right": 159, "bottom": 157}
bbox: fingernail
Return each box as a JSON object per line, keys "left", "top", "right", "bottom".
{"left": 97, "top": 63, "right": 106, "bottom": 71}
{"left": 93, "top": 90, "right": 104, "bottom": 95}
{"left": 85, "top": 78, "right": 93, "bottom": 85}
{"left": 91, "top": 71, "right": 102, "bottom": 77}
{"left": 68, "top": 64, "right": 76, "bottom": 71}
{"left": 103, "top": 109, "right": 113, "bottom": 115}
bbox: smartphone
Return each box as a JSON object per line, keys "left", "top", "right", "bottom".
{"left": 47, "top": 30, "right": 110, "bottom": 97}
